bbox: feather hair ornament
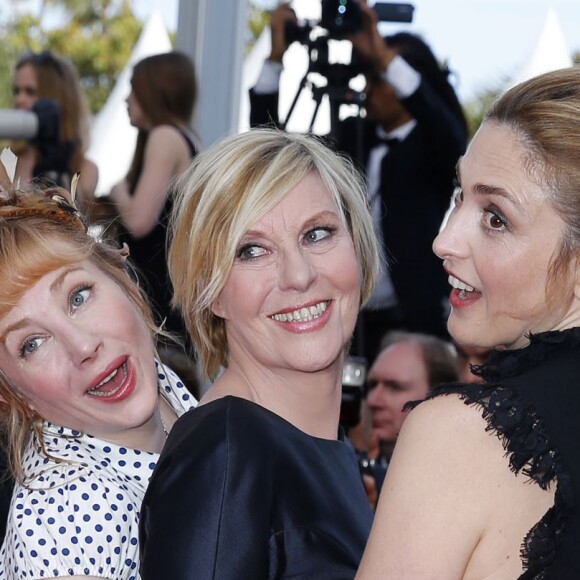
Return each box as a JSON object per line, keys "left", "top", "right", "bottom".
{"left": 0, "top": 148, "right": 15, "bottom": 191}
{"left": 0, "top": 149, "right": 85, "bottom": 231}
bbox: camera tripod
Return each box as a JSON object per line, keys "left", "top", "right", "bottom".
{"left": 281, "top": 33, "right": 365, "bottom": 139}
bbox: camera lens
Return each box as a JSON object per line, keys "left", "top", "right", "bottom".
{"left": 320, "top": 0, "right": 363, "bottom": 38}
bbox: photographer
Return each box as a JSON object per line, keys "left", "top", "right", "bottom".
{"left": 250, "top": 1, "right": 468, "bottom": 363}
{"left": 11, "top": 51, "right": 98, "bottom": 205}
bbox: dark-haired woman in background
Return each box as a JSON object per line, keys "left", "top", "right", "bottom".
{"left": 109, "top": 51, "right": 199, "bottom": 349}
{"left": 11, "top": 50, "right": 98, "bottom": 200}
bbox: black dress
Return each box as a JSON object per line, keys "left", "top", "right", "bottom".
{"left": 119, "top": 128, "right": 197, "bottom": 345}
{"left": 139, "top": 396, "right": 373, "bottom": 579}
{"left": 408, "top": 328, "right": 580, "bottom": 579}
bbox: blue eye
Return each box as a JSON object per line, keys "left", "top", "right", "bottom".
{"left": 70, "top": 286, "right": 91, "bottom": 310}
{"left": 305, "top": 226, "right": 335, "bottom": 243}
{"left": 19, "top": 336, "right": 42, "bottom": 358}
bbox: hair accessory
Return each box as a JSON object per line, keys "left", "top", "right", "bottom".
{"left": 0, "top": 148, "right": 86, "bottom": 231}
{"left": 0, "top": 148, "right": 16, "bottom": 189}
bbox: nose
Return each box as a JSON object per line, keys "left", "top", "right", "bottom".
{"left": 432, "top": 207, "right": 468, "bottom": 261}
{"left": 277, "top": 245, "right": 317, "bottom": 292}
{"left": 62, "top": 322, "right": 103, "bottom": 367}
{"left": 13, "top": 92, "right": 26, "bottom": 110}
{"left": 366, "top": 384, "right": 384, "bottom": 409}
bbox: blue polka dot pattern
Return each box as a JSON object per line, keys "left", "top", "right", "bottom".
{"left": 0, "top": 361, "right": 196, "bottom": 579}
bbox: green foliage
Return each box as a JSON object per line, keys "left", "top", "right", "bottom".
{"left": 462, "top": 75, "right": 510, "bottom": 138}
{"left": 0, "top": 0, "right": 141, "bottom": 113}
{"left": 247, "top": 1, "right": 270, "bottom": 54}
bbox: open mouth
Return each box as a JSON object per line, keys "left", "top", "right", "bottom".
{"left": 87, "top": 362, "right": 128, "bottom": 398}
{"left": 448, "top": 275, "right": 480, "bottom": 299}
{"left": 271, "top": 301, "right": 329, "bottom": 323}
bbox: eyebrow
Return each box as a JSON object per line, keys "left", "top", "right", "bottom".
{"left": 457, "top": 164, "right": 526, "bottom": 211}
{"left": 0, "top": 266, "right": 83, "bottom": 344}
{"left": 240, "top": 209, "right": 340, "bottom": 239}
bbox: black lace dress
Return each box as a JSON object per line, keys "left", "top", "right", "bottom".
{"left": 408, "top": 328, "right": 580, "bottom": 579}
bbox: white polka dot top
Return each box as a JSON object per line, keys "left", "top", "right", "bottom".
{"left": 0, "top": 360, "right": 197, "bottom": 580}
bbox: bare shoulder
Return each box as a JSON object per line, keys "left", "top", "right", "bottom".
{"left": 148, "top": 124, "right": 188, "bottom": 145}
{"left": 356, "top": 394, "right": 506, "bottom": 579}
{"left": 401, "top": 392, "right": 490, "bottom": 444}
{"left": 145, "top": 125, "right": 192, "bottom": 161}
{"left": 391, "top": 393, "right": 501, "bottom": 495}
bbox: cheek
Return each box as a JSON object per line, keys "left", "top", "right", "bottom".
{"left": 217, "top": 268, "right": 274, "bottom": 321}
{"left": 333, "top": 243, "right": 361, "bottom": 292}
{"left": 107, "top": 295, "right": 152, "bottom": 344}
{"left": 12, "top": 372, "right": 56, "bottom": 411}
{"left": 485, "top": 256, "right": 549, "bottom": 313}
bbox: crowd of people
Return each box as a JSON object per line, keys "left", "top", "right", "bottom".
{"left": 1, "top": 0, "right": 580, "bottom": 578}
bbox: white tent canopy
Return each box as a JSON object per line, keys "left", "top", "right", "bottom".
{"left": 510, "top": 8, "right": 572, "bottom": 87}
{"left": 88, "top": 11, "right": 172, "bottom": 196}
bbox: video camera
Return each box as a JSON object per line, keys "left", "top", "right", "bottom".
{"left": 286, "top": 0, "right": 414, "bottom": 44}
{"left": 0, "top": 99, "right": 73, "bottom": 188}
{"left": 282, "top": 1, "right": 414, "bottom": 135}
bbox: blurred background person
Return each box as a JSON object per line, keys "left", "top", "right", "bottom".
{"left": 357, "top": 66, "right": 580, "bottom": 579}
{"left": 11, "top": 50, "right": 98, "bottom": 203}
{"left": 362, "top": 330, "right": 458, "bottom": 497}
{"left": 0, "top": 180, "right": 196, "bottom": 579}
{"left": 139, "top": 128, "right": 379, "bottom": 579}
{"left": 250, "top": 2, "right": 468, "bottom": 364}
{"left": 108, "top": 51, "right": 199, "bottom": 353}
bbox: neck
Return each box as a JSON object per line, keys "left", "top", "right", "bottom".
{"left": 206, "top": 358, "right": 344, "bottom": 440}
{"left": 92, "top": 395, "right": 170, "bottom": 454}
{"left": 380, "top": 111, "right": 413, "bottom": 134}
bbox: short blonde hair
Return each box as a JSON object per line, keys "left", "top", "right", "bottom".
{"left": 169, "top": 128, "right": 380, "bottom": 379}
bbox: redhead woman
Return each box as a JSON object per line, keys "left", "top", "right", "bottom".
{"left": 139, "top": 128, "right": 380, "bottom": 579}
{"left": 0, "top": 177, "right": 196, "bottom": 579}
{"left": 357, "top": 67, "right": 580, "bottom": 579}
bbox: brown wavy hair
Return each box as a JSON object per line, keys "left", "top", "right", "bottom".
{"left": 13, "top": 51, "right": 91, "bottom": 176}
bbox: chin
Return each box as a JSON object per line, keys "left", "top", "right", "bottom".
{"left": 448, "top": 317, "right": 476, "bottom": 344}
{"left": 290, "top": 351, "right": 341, "bottom": 374}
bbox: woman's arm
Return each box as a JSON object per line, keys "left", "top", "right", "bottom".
{"left": 109, "top": 125, "right": 190, "bottom": 238}
{"left": 77, "top": 158, "right": 99, "bottom": 199}
{"left": 356, "top": 395, "right": 493, "bottom": 579}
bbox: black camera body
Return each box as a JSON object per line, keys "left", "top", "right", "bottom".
{"left": 286, "top": 1, "right": 414, "bottom": 44}
{"left": 322, "top": 0, "right": 414, "bottom": 39}
{"left": 339, "top": 356, "right": 367, "bottom": 428}
{"left": 281, "top": 1, "right": 414, "bottom": 136}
